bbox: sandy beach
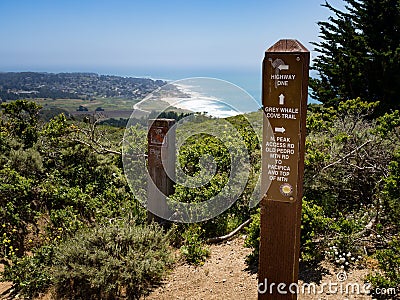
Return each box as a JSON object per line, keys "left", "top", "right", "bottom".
{"left": 161, "top": 82, "right": 244, "bottom": 118}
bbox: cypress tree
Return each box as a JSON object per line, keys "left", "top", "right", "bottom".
{"left": 311, "top": 0, "right": 400, "bottom": 113}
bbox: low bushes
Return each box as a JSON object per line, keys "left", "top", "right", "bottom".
{"left": 2, "top": 218, "right": 174, "bottom": 300}
{"left": 53, "top": 219, "right": 173, "bottom": 300}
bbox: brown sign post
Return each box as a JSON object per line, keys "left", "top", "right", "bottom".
{"left": 258, "top": 40, "right": 309, "bottom": 299}
{"left": 147, "top": 118, "right": 176, "bottom": 224}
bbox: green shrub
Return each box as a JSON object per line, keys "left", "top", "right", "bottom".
{"left": 375, "top": 110, "right": 400, "bottom": 137}
{"left": 304, "top": 99, "right": 396, "bottom": 215}
{"left": 300, "top": 199, "right": 332, "bottom": 262}
{"left": 200, "top": 212, "right": 243, "bottom": 240}
{"left": 53, "top": 219, "right": 173, "bottom": 300}
{"left": 325, "top": 242, "right": 363, "bottom": 271}
{"left": 382, "top": 149, "right": 400, "bottom": 228}
{"left": 168, "top": 113, "right": 261, "bottom": 229}
{"left": 1, "top": 99, "right": 42, "bottom": 148}
{"left": 244, "top": 210, "right": 260, "bottom": 266}
{"left": 1, "top": 245, "right": 54, "bottom": 299}
{"left": 180, "top": 225, "right": 210, "bottom": 266}
{"left": 323, "top": 207, "right": 372, "bottom": 270}
{"left": 366, "top": 239, "right": 400, "bottom": 299}
{"left": 244, "top": 200, "right": 333, "bottom": 266}
{"left": 0, "top": 168, "right": 38, "bottom": 257}
{"left": 8, "top": 147, "right": 44, "bottom": 178}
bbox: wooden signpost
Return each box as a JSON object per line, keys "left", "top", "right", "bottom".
{"left": 147, "top": 118, "right": 176, "bottom": 224}
{"left": 258, "top": 40, "right": 310, "bottom": 299}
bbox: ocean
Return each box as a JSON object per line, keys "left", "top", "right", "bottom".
{"left": 123, "top": 68, "right": 261, "bottom": 100}
{"left": 125, "top": 68, "right": 263, "bottom": 118}
{"left": 85, "top": 66, "right": 317, "bottom": 118}
{"left": 165, "top": 78, "right": 261, "bottom": 118}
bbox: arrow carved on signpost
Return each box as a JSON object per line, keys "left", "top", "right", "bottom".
{"left": 279, "top": 94, "right": 285, "bottom": 105}
{"left": 274, "top": 127, "right": 286, "bottom": 133}
{"left": 277, "top": 64, "right": 289, "bottom": 71}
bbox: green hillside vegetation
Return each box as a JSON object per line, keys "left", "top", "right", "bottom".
{"left": 0, "top": 99, "right": 257, "bottom": 298}
{"left": 34, "top": 96, "right": 140, "bottom": 113}
{"left": 0, "top": 97, "right": 399, "bottom": 299}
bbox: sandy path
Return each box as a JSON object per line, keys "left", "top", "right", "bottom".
{"left": 144, "top": 237, "right": 258, "bottom": 300}
{"left": 0, "top": 264, "right": 12, "bottom": 299}
{"left": 143, "top": 238, "right": 373, "bottom": 300}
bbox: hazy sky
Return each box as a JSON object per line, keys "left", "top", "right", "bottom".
{"left": 0, "top": 0, "right": 345, "bottom": 76}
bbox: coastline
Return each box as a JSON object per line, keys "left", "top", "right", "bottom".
{"left": 161, "top": 83, "right": 242, "bottom": 118}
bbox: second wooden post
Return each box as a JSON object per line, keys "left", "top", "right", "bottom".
{"left": 147, "top": 118, "right": 176, "bottom": 224}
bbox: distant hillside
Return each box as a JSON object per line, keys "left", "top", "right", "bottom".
{"left": 0, "top": 72, "right": 167, "bottom": 101}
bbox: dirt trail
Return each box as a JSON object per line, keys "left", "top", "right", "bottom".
{"left": 0, "top": 264, "right": 12, "bottom": 299}
{"left": 144, "top": 237, "right": 258, "bottom": 300}
{"left": 143, "top": 237, "right": 373, "bottom": 300}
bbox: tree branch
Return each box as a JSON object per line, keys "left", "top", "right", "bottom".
{"left": 71, "top": 138, "right": 121, "bottom": 155}
{"left": 314, "top": 139, "right": 372, "bottom": 178}
{"left": 206, "top": 218, "right": 251, "bottom": 244}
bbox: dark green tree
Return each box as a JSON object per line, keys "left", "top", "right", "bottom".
{"left": 311, "top": 0, "right": 400, "bottom": 113}
{"left": 1, "top": 99, "right": 42, "bottom": 147}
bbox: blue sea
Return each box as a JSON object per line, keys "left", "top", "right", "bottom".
{"left": 53, "top": 66, "right": 317, "bottom": 118}
{"left": 119, "top": 68, "right": 262, "bottom": 103}
{"left": 127, "top": 68, "right": 263, "bottom": 118}
{"left": 161, "top": 78, "right": 259, "bottom": 118}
